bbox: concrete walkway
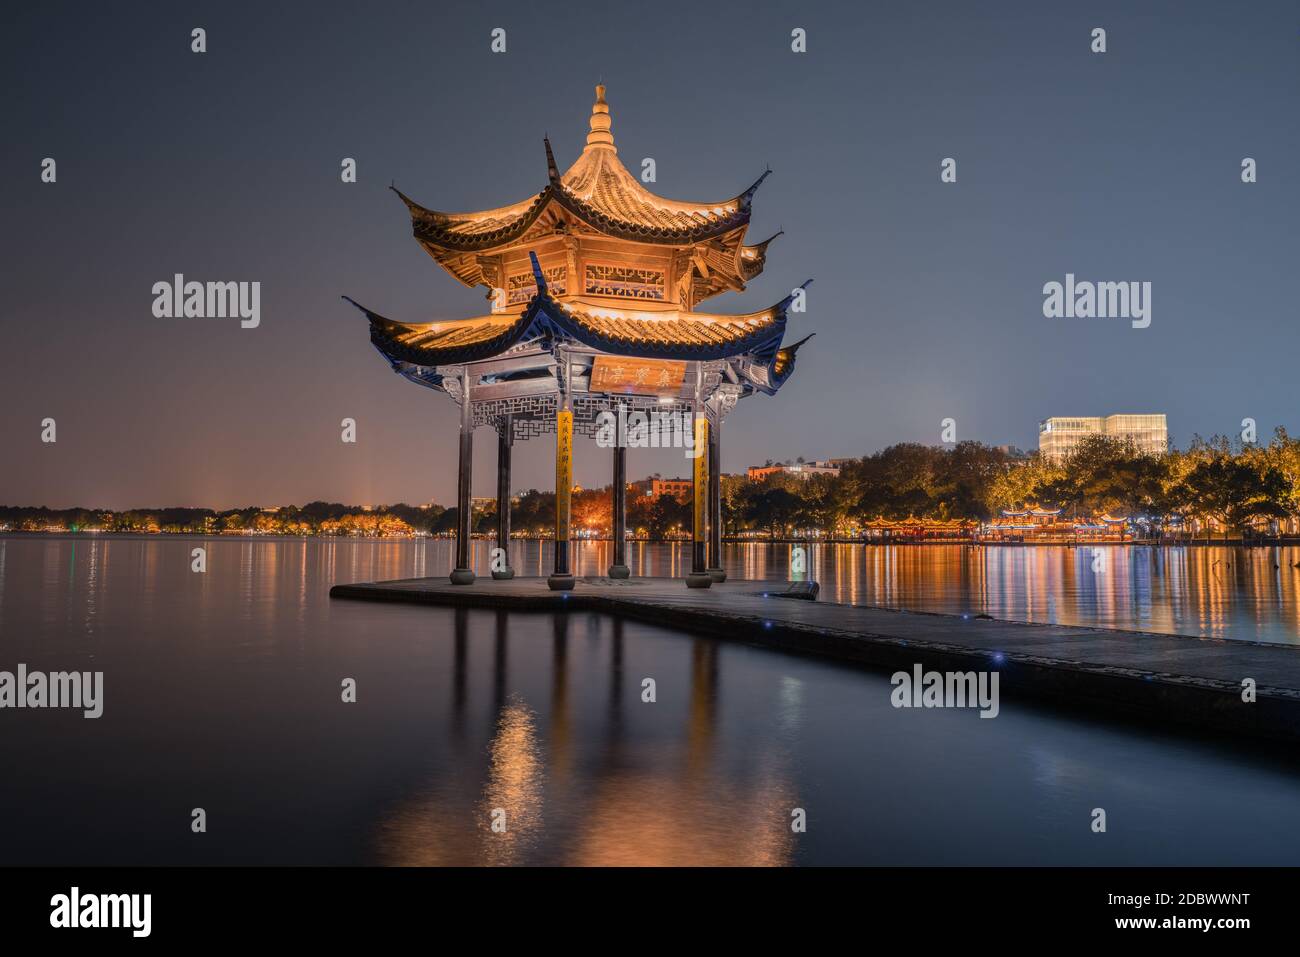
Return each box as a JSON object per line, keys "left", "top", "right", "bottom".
{"left": 330, "top": 575, "right": 1300, "bottom": 742}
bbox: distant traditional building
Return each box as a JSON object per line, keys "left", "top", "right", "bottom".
{"left": 348, "top": 85, "right": 812, "bottom": 589}
{"left": 982, "top": 508, "right": 1129, "bottom": 543}
{"left": 1038, "top": 414, "right": 1167, "bottom": 460}
{"left": 856, "top": 518, "right": 976, "bottom": 542}
{"left": 748, "top": 461, "right": 840, "bottom": 481}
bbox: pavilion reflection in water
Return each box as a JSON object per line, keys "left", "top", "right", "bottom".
{"left": 373, "top": 610, "right": 796, "bottom": 866}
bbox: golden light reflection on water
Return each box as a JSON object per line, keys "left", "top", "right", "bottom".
{"left": 373, "top": 695, "right": 546, "bottom": 867}
{"left": 564, "top": 772, "right": 795, "bottom": 866}
{"left": 376, "top": 753, "right": 795, "bottom": 866}
{"left": 477, "top": 699, "right": 544, "bottom": 865}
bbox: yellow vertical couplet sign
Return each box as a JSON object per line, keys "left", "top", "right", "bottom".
{"left": 692, "top": 416, "right": 709, "bottom": 542}
{"left": 555, "top": 409, "right": 573, "bottom": 542}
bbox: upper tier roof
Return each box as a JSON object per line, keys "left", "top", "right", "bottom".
{"left": 395, "top": 85, "right": 772, "bottom": 286}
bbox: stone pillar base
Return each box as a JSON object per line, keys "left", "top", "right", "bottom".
{"left": 491, "top": 568, "right": 515, "bottom": 580}
{"left": 685, "top": 572, "right": 713, "bottom": 589}
{"left": 707, "top": 567, "right": 727, "bottom": 583}
{"left": 449, "top": 568, "right": 476, "bottom": 585}
{"left": 547, "top": 574, "right": 576, "bottom": 591}
{"left": 608, "top": 564, "right": 631, "bottom": 579}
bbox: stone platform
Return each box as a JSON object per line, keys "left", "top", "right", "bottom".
{"left": 329, "top": 575, "right": 1300, "bottom": 743}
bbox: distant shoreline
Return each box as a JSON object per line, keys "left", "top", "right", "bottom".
{"left": 4, "top": 531, "right": 1298, "bottom": 548}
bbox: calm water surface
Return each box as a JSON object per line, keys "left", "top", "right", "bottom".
{"left": 2, "top": 535, "right": 1299, "bottom": 865}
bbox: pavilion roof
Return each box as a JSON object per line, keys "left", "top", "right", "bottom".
{"left": 345, "top": 259, "right": 811, "bottom": 393}
{"left": 394, "top": 85, "right": 772, "bottom": 289}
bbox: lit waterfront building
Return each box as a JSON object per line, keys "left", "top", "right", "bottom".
{"left": 1038, "top": 414, "right": 1168, "bottom": 460}
{"left": 748, "top": 460, "right": 841, "bottom": 481}
{"left": 982, "top": 508, "right": 1129, "bottom": 543}
{"left": 347, "top": 85, "right": 812, "bottom": 589}
{"left": 633, "top": 477, "right": 693, "bottom": 501}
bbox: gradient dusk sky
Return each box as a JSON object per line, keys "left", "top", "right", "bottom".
{"left": 3, "top": 0, "right": 1297, "bottom": 510}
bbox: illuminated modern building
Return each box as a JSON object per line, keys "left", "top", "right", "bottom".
{"left": 1038, "top": 414, "right": 1168, "bottom": 460}
{"left": 347, "top": 85, "right": 812, "bottom": 589}
{"left": 747, "top": 461, "right": 841, "bottom": 480}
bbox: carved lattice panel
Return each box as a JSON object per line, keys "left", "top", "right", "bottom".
{"left": 571, "top": 395, "right": 695, "bottom": 438}
{"left": 507, "top": 266, "right": 567, "bottom": 304}
{"left": 472, "top": 395, "right": 559, "bottom": 443}
{"left": 468, "top": 373, "right": 734, "bottom": 443}
{"left": 584, "top": 263, "right": 666, "bottom": 300}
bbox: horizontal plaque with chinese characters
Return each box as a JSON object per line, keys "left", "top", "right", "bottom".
{"left": 589, "top": 357, "right": 686, "bottom": 396}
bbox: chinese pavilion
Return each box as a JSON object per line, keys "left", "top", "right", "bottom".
{"left": 346, "top": 85, "right": 812, "bottom": 589}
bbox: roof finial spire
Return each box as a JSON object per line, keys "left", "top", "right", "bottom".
{"left": 544, "top": 135, "right": 559, "bottom": 183}
{"left": 585, "top": 82, "right": 615, "bottom": 151}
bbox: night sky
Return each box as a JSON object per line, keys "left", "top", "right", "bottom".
{"left": 3, "top": 0, "right": 1296, "bottom": 510}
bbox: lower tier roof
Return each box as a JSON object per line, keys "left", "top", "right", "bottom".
{"left": 346, "top": 257, "right": 812, "bottom": 396}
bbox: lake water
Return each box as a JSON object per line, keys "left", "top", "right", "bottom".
{"left": 2, "top": 535, "right": 1300, "bottom": 865}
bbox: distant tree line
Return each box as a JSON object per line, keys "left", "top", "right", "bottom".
{"left": 0, "top": 501, "right": 442, "bottom": 536}
{"left": 717, "top": 430, "right": 1298, "bottom": 540}
{"left": 6, "top": 428, "right": 1298, "bottom": 541}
